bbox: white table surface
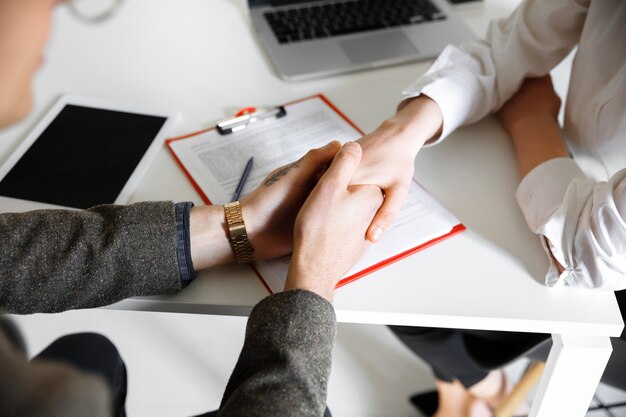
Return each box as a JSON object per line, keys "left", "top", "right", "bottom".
{"left": 0, "top": 1, "right": 622, "bottom": 415}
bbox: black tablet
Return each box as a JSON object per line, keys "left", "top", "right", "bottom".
{"left": 0, "top": 95, "right": 177, "bottom": 211}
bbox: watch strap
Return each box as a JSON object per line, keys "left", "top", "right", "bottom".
{"left": 224, "top": 201, "right": 255, "bottom": 263}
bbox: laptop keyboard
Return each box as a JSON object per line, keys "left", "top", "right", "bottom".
{"left": 264, "top": 0, "right": 446, "bottom": 44}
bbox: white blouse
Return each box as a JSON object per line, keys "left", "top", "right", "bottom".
{"left": 403, "top": 0, "right": 626, "bottom": 290}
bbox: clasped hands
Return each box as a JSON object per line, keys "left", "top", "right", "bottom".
{"left": 190, "top": 141, "right": 384, "bottom": 302}
{"left": 245, "top": 141, "right": 386, "bottom": 301}
{"left": 190, "top": 95, "right": 445, "bottom": 301}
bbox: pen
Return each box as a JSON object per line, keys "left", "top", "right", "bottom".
{"left": 231, "top": 157, "right": 254, "bottom": 202}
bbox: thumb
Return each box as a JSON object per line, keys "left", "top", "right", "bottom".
{"left": 321, "top": 142, "right": 362, "bottom": 189}
{"left": 366, "top": 184, "right": 406, "bottom": 242}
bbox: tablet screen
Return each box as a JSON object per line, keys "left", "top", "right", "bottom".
{"left": 0, "top": 105, "right": 167, "bottom": 209}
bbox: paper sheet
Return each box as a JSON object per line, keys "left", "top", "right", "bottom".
{"left": 169, "top": 97, "right": 361, "bottom": 204}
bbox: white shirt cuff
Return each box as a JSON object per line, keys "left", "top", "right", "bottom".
{"left": 401, "top": 45, "right": 484, "bottom": 146}
{"left": 537, "top": 235, "right": 567, "bottom": 288}
{"left": 516, "top": 158, "right": 587, "bottom": 233}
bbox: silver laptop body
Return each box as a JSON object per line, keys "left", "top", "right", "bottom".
{"left": 249, "top": 0, "right": 476, "bottom": 81}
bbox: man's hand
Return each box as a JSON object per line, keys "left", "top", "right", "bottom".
{"left": 190, "top": 142, "right": 342, "bottom": 269}
{"left": 351, "top": 95, "right": 443, "bottom": 242}
{"left": 241, "top": 141, "right": 342, "bottom": 261}
{"left": 285, "top": 142, "right": 384, "bottom": 301}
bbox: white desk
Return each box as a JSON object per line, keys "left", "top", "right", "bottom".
{"left": 0, "top": 1, "right": 622, "bottom": 416}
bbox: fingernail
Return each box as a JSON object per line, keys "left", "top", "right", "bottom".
{"left": 370, "top": 226, "right": 383, "bottom": 242}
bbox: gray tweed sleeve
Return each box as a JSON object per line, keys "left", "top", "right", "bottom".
{"left": 0, "top": 202, "right": 181, "bottom": 314}
{"left": 218, "top": 289, "right": 336, "bottom": 417}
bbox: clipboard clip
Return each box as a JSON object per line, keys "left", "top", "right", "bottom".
{"left": 216, "top": 106, "right": 287, "bottom": 135}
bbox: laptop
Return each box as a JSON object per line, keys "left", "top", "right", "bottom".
{"left": 249, "top": 0, "right": 476, "bottom": 81}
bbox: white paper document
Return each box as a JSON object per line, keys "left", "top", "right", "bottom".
{"left": 169, "top": 97, "right": 362, "bottom": 204}
{"left": 168, "top": 95, "right": 464, "bottom": 293}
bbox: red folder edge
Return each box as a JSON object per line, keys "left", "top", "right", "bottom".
{"left": 336, "top": 223, "right": 466, "bottom": 289}
{"left": 165, "top": 94, "right": 466, "bottom": 294}
{"left": 166, "top": 129, "right": 214, "bottom": 205}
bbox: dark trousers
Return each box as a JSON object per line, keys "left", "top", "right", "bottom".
{"left": 389, "top": 325, "right": 549, "bottom": 388}
{"left": 34, "top": 333, "right": 128, "bottom": 417}
{"left": 389, "top": 290, "right": 626, "bottom": 389}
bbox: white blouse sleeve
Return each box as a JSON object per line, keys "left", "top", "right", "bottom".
{"left": 403, "top": 0, "right": 589, "bottom": 142}
{"left": 517, "top": 159, "right": 626, "bottom": 290}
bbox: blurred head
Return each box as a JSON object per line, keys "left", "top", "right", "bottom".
{"left": 0, "top": 0, "right": 56, "bottom": 128}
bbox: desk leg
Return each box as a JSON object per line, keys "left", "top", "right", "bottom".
{"left": 529, "top": 334, "right": 612, "bottom": 417}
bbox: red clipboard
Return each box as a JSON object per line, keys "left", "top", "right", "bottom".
{"left": 166, "top": 93, "right": 465, "bottom": 293}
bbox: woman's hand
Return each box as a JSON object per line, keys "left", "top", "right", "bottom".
{"left": 498, "top": 75, "right": 562, "bottom": 133}
{"left": 241, "top": 141, "right": 342, "bottom": 261}
{"left": 285, "top": 142, "right": 384, "bottom": 301}
{"left": 497, "top": 75, "right": 569, "bottom": 179}
{"left": 352, "top": 95, "right": 443, "bottom": 242}
{"left": 497, "top": 75, "right": 569, "bottom": 274}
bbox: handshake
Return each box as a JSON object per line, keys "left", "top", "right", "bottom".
{"left": 190, "top": 140, "right": 384, "bottom": 302}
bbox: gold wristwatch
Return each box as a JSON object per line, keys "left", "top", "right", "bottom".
{"left": 224, "top": 201, "right": 255, "bottom": 263}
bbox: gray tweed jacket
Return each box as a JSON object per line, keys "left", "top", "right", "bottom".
{"left": 0, "top": 202, "right": 335, "bottom": 417}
